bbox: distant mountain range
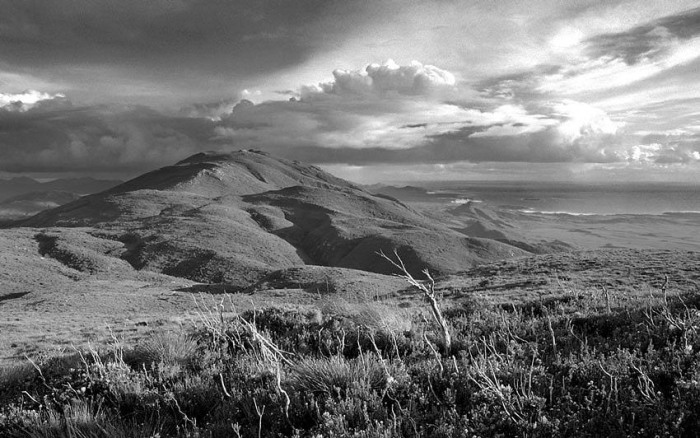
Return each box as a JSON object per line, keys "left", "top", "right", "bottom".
{"left": 0, "top": 177, "right": 122, "bottom": 202}
{"left": 0, "top": 177, "right": 122, "bottom": 222}
{"left": 15, "top": 150, "right": 531, "bottom": 289}
{"left": 0, "top": 191, "right": 82, "bottom": 221}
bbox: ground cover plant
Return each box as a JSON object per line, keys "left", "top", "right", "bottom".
{"left": 2, "top": 266, "right": 700, "bottom": 437}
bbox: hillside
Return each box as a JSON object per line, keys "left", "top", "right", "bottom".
{"left": 16, "top": 150, "right": 530, "bottom": 288}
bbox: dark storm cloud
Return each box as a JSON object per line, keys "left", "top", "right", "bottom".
{"left": 0, "top": 102, "right": 220, "bottom": 174}
{"left": 0, "top": 0, "right": 357, "bottom": 82}
{"left": 584, "top": 6, "right": 700, "bottom": 64}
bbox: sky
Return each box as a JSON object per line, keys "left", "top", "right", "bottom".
{"left": 1, "top": 0, "right": 699, "bottom": 183}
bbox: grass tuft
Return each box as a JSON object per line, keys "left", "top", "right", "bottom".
{"left": 125, "top": 330, "right": 199, "bottom": 369}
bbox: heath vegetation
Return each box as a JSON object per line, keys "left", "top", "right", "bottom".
{"left": 2, "top": 260, "right": 700, "bottom": 438}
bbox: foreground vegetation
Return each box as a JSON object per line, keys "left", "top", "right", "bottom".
{"left": 2, "top": 274, "right": 700, "bottom": 437}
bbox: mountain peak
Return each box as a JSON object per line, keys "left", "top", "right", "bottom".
{"left": 174, "top": 149, "right": 269, "bottom": 166}
{"left": 103, "top": 148, "right": 356, "bottom": 198}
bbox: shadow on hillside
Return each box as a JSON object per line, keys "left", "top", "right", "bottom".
{"left": 0, "top": 291, "right": 30, "bottom": 304}
{"left": 470, "top": 278, "right": 548, "bottom": 292}
{"left": 175, "top": 284, "right": 245, "bottom": 294}
{"left": 0, "top": 218, "right": 21, "bottom": 228}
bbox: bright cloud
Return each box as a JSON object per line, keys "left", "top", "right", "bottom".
{"left": 203, "top": 61, "right": 643, "bottom": 167}
{"left": 552, "top": 100, "right": 622, "bottom": 143}
{"left": 180, "top": 98, "right": 241, "bottom": 121}
{"left": 622, "top": 143, "right": 663, "bottom": 162}
{"left": 0, "top": 90, "right": 66, "bottom": 111}
{"left": 539, "top": 36, "right": 700, "bottom": 97}
{"left": 213, "top": 61, "right": 597, "bottom": 153}
{"left": 550, "top": 27, "right": 585, "bottom": 51}
{"left": 307, "top": 60, "right": 457, "bottom": 98}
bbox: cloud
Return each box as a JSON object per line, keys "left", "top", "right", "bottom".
{"left": 551, "top": 100, "right": 622, "bottom": 142}
{"left": 215, "top": 94, "right": 530, "bottom": 152}
{"left": 180, "top": 98, "right": 241, "bottom": 121}
{"left": 0, "top": 90, "right": 67, "bottom": 112}
{"left": 311, "top": 59, "right": 457, "bottom": 97}
{"left": 524, "top": 8, "right": 700, "bottom": 100}
{"left": 210, "top": 59, "right": 629, "bottom": 165}
{"left": 468, "top": 105, "right": 558, "bottom": 138}
{"left": 462, "top": 6, "right": 700, "bottom": 177}
{"left": 212, "top": 61, "right": 582, "bottom": 156}
{"left": 210, "top": 61, "right": 473, "bottom": 151}
{"left": 0, "top": 0, "right": 376, "bottom": 106}
{"left": 0, "top": 103, "right": 220, "bottom": 174}
{"left": 584, "top": 6, "right": 700, "bottom": 64}
{"left": 635, "top": 131, "right": 700, "bottom": 163}
{"left": 0, "top": 57, "right": 695, "bottom": 178}
{"left": 476, "top": 6, "right": 700, "bottom": 114}
{"left": 215, "top": 99, "right": 626, "bottom": 166}
{"left": 537, "top": 36, "right": 700, "bottom": 97}
{"left": 0, "top": 0, "right": 326, "bottom": 70}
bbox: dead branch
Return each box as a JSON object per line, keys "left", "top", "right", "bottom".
{"left": 379, "top": 249, "right": 452, "bottom": 353}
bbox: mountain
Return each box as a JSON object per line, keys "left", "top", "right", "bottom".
{"left": 0, "top": 177, "right": 121, "bottom": 203}
{"left": 0, "top": 177, "right": 43, "bottom": 202}
{"left": 0, "top": 191, "right": 82, "bottom": 221}
{"left": 0, "top": 177, "right": 122, "bottom": 224}
{"left": 17, "top": 150, "right": 530, "bottom": 289}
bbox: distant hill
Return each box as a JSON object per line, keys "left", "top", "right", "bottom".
{"left": 0, "top": 177, "right": 122, "bottom": 202}
{"left": 0, "top": 177, "right": 122, "bottom": 223}
{"left": 0, "top": 191, "right": 82, "bottom": 221}
{"left": 366, "top": 184, "right": 431, "bottom": 202}
{"left": 18, "top": 150, "right": 531, "bottom": 288}
{"left": 447, "top": 201, "right": 573, "bottom": 253}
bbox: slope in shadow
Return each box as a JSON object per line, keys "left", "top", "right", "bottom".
{"left": 0, "top": 292, "right": 30, "bottom": 304}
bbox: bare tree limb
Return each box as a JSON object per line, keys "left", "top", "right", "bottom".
{"left": 378, "top": 249, "right": 452, "bottom": 353}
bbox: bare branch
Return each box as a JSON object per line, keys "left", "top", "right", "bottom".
{"left": 378, "top": 249, "right": 452, "bottom": 353}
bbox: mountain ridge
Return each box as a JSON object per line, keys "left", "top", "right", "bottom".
{"left": 16, "top": 149, "right": 531, "bottom": 288}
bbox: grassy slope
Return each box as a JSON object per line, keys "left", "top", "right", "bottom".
{"left": 2, "top": 247, "right": 700, "bottom": 437}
